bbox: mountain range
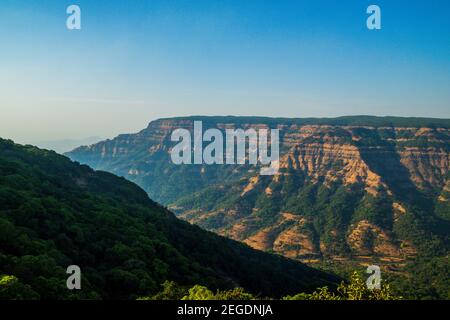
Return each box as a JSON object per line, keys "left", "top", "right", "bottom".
{"left": 67, "top": 116, "right": 450, "bottom": 280}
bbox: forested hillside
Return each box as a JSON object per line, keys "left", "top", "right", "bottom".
{"left": 0, "top": 138, "right": 338, "bottom": 299}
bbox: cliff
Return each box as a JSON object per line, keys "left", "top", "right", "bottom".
{"left": 67, "top": 116, "right": 450, "bottom": 271}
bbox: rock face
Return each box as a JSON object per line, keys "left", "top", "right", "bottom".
{"left": 67, "top": 116, "right": 450, "bottom": 270}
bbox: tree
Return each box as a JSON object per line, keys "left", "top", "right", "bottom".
{"left": 138, "top": 281, "right": 187, "bottom": 300}
{"left": 283, "top": 271, "right": 401, "bottom": 300}
{"left": 182, "top": 285, "right": 216, "bottom": 300}
{"left": 0, "top": 275, "right": 40, "bottom": 300}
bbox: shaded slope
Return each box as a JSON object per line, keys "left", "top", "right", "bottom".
{"left": 0, "top": 138, "right": 338, "bottom": 299}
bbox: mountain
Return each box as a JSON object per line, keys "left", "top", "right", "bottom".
{"left": 67, "top": 116, "right": 450, "bottom": 286}
{"left": 0, "top": 138, "right": 338, "bottom": 299}
{"left": 31, "top": 136, "right": 103, "bottom": 154}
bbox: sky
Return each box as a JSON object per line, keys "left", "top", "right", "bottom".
{"left": 0, "top": 0, "right": 449, "bottom": 144}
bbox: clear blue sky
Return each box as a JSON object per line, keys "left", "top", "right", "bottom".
{"left": 0, "top": 0, "right": 449, "bottom": 143}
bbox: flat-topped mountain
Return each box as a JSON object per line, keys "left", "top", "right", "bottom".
{"left": 67, "top": 116, "right": 450, "bottom": 278}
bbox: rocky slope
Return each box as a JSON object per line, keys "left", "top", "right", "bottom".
{"left": 67, "top": 116, "right": 450, "bottom": 271}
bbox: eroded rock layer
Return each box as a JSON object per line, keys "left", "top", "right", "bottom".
{"left": 67, "top": 116, "right": 450, "bottom": 270}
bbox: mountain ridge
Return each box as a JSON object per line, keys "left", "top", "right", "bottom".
{"left": 68, "top": 116, "right": 450, "bottom": 151}
{"left": 153, "top": 115, "right": 450, "bottom": 128}
{"left": 67, "top": 116, "right": 449, "bottom": 282}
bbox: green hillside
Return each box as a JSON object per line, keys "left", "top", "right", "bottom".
{"left": 0, "top": 138, "right": 338, "bottom": 299}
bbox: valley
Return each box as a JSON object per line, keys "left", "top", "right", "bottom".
{"left": 66, "top": 116, "right": 450, "bottom": 298}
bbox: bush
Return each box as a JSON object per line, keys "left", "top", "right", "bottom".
{"left": 283, "top": 271, "right": 401, "bottom": 300}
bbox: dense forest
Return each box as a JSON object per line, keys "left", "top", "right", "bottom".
{"left": 0, "top": 138, "right": 338, "bottom": 299}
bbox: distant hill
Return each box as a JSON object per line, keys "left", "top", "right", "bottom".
{"left": 67, "top": 115, "right": 450, "bottom": 298}
{"left": 32, "top": 136, "right": 103, "bottom": 154}
{"left": 0, "top": 138, "right": 338, "bottom": 299}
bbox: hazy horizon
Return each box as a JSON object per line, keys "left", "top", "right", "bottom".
{"left": 1, "top": 0, "right": 449, "bottom": 144}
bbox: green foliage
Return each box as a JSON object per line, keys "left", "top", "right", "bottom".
{"left": 138, "top": 281, "right": 188, "bottom": 300}
{"left": 336, "top": 272, "right": 400, "bottom": 300}
{"left": 181, "top": 285, "right": 256, "bottom": 300}
{"left": 0, "top": 138, "right": 337, "bottom": 299}
{"left": 0, "top": 275, "right": 39, "bottom": 300}
{"left": 139, "top": 282, "right": 256, "bottom": 300}
{"left": 388, "top": 256, "right": 450, "bottom": 300}
{"left": 142, "top": 271, "right": 400, "bottom": 301}
{"left": 182, "top": 285, "right": 216, "bottom": 300}
{"left": 284, "top": 272, "right": 401, "bottom": 300}
{"left": 214, "top": 287, "right": 255, "bottom": 300}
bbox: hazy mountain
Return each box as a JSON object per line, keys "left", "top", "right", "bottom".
{"left": 32, "top": 136, "right": 103, "bottom": 154}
